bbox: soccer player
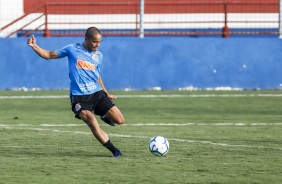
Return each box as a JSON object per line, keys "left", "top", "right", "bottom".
{"left": 27, "top": 27, "right": 124, "bottom": 157}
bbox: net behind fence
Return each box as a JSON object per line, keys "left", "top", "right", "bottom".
{"left": 0, "top": 0, "right": 279, "bottom": 37}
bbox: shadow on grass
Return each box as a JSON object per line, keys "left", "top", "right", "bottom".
{"left": 1, "top": 147, "right": 115, "bottom": 158}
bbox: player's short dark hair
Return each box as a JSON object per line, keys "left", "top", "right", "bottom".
{"left": 85, "top": 27, "right": 101, "bottom": 38}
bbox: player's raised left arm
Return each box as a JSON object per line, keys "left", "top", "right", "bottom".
{"left": 98, "top": 76, "right": 117, "bottom": 100}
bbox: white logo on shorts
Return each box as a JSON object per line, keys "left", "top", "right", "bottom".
{"left": 75, "top": 103, "right": 81, "bottom": 112}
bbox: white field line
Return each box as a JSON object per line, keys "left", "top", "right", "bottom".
{"left": 120, "top": 123, "right": 282, "bottom": 126}
{"left": 1, "top": 94, "right": 282, "bottom": 99}
{"left": 1, "top": 123, "right": 282, "bottom": 127}
{"left": 1, "top": 125, "right": 282, "bottom": 151}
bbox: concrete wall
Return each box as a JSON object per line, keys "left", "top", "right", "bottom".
{"left": 0, "top": 37, "right": 281, "bottom": 90}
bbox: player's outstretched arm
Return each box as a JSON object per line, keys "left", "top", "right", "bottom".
{"left": 27, "top": 35, "right": 59, "bottom": 59}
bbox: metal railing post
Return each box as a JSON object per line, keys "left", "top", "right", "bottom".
{"left": 139, "top": 0, "right": 144, "bottom": 38}
{"left": 43, "top": 4, "right": 50, "bottom": 37}
{"left": 222, "top": 3, "right": 230, "bottom": 38}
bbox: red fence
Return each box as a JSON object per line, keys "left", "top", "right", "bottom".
{"left": 24, "top": 0, "right": 278, "bottom": 14}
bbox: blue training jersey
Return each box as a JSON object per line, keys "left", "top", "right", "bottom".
{"left": 56, "top": 43, "right": 103, "bottom": 95}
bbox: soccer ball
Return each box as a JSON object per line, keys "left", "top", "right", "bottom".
{"left": 148, "top": 136, "right": 169, "bottom": 156}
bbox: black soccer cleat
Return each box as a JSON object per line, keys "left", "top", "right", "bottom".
{"left": 100, "top": 115, "right": 115, "bottom": 126}
{"left": 113, "top": 150, "right": 122, "bottom": 157}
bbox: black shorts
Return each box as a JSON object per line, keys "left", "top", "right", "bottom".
{"left": 70, "top": 90, "right": 115, "bottom": 119}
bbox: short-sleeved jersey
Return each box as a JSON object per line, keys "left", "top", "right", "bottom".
{"left": 56, "top": 43, "right": 103, "bottom": 95}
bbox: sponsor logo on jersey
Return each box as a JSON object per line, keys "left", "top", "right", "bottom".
{"left": 79, "top": 82, "right": 97, "bottom": 92}
{"left": 76, "top": 59, "right": 95, "bottom": 71}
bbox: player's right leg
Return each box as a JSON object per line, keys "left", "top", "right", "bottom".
{"left": 79, "top": 110, "right": 109, "bottom": 143}
{"left": 78, "top": 109, "right": 122, "bottom": 157}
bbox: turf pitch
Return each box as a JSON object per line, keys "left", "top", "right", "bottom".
{"left": 0, "top": 90, "right": 282, "bottom": 183}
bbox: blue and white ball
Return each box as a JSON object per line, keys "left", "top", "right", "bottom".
{"left": 148, "top": 136, "right": 169, "bottom": 156}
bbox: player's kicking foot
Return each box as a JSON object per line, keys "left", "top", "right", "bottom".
{"left": 100, "top": 115, "right": 115, "bottom": 126}
{"left": 113, "top": 150, "right": 122, "bottom": 157}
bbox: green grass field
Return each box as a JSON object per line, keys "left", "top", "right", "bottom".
{"left": 0, "top": 90, "right": 282, "bottom": 184}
